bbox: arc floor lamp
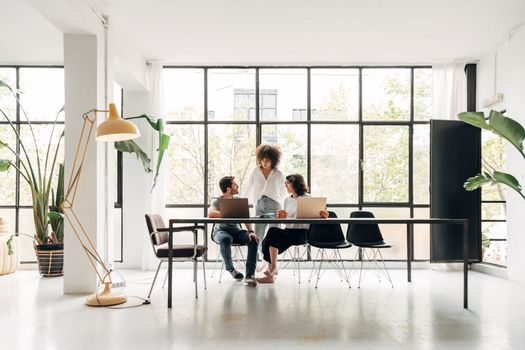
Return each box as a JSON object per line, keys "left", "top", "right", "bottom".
{"left": 62, "top": 103, "right": 139, "bottom": 306}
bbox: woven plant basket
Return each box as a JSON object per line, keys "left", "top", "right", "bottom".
{"left": 35, "top": 243, "right": 64, "bottom": 277}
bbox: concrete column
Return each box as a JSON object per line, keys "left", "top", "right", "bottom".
{"left": 63, "top": 34, "right": 107, "bottom": 294}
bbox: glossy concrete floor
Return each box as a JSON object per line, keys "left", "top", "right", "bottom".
{"left": 1, "top": 267, "right": 524, "bottom": 350}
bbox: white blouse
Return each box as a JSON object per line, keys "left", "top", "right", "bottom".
{"left": 243, "top": 167, "right": 287, "bottom": 206}
{"left": 283, "top": 194, "right": 310, "bottom": 230}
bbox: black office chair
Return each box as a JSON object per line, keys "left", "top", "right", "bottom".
{"left": 145, "top": 214, "right": 208, "bottom": 300}
{"left": 307, "top": 211, "right": 352, "bottom": 288}
{"left": 347, "top": 211, "right": 393, "bottom": 288}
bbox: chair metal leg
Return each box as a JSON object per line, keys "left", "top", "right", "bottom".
{"left": 202, "top": 258, "right": 207, "bottom": 290}
{"left": 296, "top": 246, "right": 301, "bottom": 284}
{"left": 315, "top": 249, "right": 326, "bottom": 289}
{"left": 377, "top": 249, "right": 394, "bottom": 288}
{"left": 218, "top": 260, "right": 225, "bottom": 283}
{"left": 336, "top": 250, "right": 351, "bottom": 288}
{"left": 194, "top": 259, "right": 198, "bottom": 299}
{"left": 358, "top": 248, "right": 364, "bottom": 289}
{"left": 308, "top": 248, "right": 321, "bottom": 283}
{"left": 210, "top": 251, "right": 221, "bottom": 279}
{"left": 147, "top": 260, "right": 163, "bottom": 299}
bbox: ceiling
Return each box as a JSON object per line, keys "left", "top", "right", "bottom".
{"left": 96, "top": 0, "right": 525, "bottom": 65}
{"left": 1, "top": 0, "right": 525, "bottom": 65}
{"left": 0, "top": 0, "right": 62, "bottom": 64}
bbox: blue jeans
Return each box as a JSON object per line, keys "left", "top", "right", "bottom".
{"left": 212, "top": 227, "right": 258, "bottom": 276}
{"left": 255, "top": 196, "right": 281, "bottom": 240}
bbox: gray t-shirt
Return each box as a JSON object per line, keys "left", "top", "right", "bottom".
{"left": 210, "top": 196, "right": 242, "bottom": 231}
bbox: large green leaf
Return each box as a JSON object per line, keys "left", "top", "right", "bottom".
{"left": 115, "top": 140, "right": 152, "bottom": 173}
{"left": 492, "top": 170, "right": 522, "bottom": 193}
{"left": 458, "top": 111, "right": 491, "bottom": 130}
{"left": 0, "top": 159, "right": 10, "bottom": 171}
{"left": 464, "top": 173, "right": 492, "bottom": 191}
{"left": 487, "top": 110, "right": 525, "bottom": 152}
{"left": 121, "top": 115, "right": 171, "bottom": 190}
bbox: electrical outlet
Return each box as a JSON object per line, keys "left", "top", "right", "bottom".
{"left": 111, "top": 281, "right": 126, "bottom": 289}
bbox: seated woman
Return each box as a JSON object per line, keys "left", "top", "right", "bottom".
{"left": 257, "top": 174, "right": 328, "bottom": 283}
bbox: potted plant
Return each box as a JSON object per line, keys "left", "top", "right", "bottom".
{"left": 458, "top": 110, "right": 524, "bottom": 200}
{"left": 0, "top": 79, "right": 169, "bottom": 276}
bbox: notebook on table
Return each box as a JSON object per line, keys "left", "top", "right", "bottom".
{"left": 296, "top": 197, "right": 327, "bottom": 218}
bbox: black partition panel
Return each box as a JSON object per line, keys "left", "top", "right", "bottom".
{"left": 430, "top": 120, "right": 481, "bottom": 262}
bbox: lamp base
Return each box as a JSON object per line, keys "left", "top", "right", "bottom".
{"left": 86, "top": 282, "right": 127, "bottom": 307}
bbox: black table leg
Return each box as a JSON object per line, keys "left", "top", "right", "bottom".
{"left": 168, "top": 224, "right": 173, "bottom": 309}
{"left": 407, "top": 223, "right": 413, "bottom": 282}
{"left": 463, "top": 220, "right": 469, "bottom": 309}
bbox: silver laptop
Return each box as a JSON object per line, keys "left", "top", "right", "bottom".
{"left": 296, "top": 197, "right": 327, "bottom": 218}
{"left": 219, "top": 198, "right": 250, "bottom": 218}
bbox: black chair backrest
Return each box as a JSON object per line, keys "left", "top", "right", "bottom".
{"left": 308, "top": 211, "right": 345, "bottom": 243}
{"left": 145, "top": 214, "right": 168, "bottom": 246}
{"left": 346, "top": 211, "right": 384, "bottom": 244}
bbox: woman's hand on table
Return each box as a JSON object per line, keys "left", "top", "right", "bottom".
{"left": 319, "top": 209, "right": 329, "bottom": 219}
{"left": 276, "top": 210, "right": 288, "bottom": 218}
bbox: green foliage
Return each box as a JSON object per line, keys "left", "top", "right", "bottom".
{"left": 119, "top": 114, "right": 171, "bottom": 191}
{"left": 0, "top": 79, "right": 64, "bottom": 244}
{"left": 458, "top": 111, "right": 525, "bottom": 201}
{"left": 481, "top": 230, "right": 491, "bottom": 249}
{"left": 48, "top": 163, "right": 64, "bottom": 243}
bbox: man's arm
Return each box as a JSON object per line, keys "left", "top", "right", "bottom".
{"left": 208, "top": 210, "right": 221, "bottom": 218}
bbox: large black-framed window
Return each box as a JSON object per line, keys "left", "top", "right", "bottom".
{"left": 163, "top": 66, "right": 432, "bottom": 261}
{"left": 0, "top": 65, "right": 64, "bottom": 263}
{"left": 480, "top": 109, "right": 507, "bottom": 267}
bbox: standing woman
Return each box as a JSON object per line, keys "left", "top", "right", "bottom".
{"left": 243, "top": 144, "right": 287, "bottom": 242}
{"left": 257, "top": 174, "right": 328, "bottom": 283}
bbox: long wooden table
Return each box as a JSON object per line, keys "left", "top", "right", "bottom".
{"left": 167, "top": 217, "right": 469, "bottom": 309}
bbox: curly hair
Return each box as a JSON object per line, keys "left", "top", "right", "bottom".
{"left": 255, "top": 144, "right": 281, "bottom": 169}
{"left": 285, "top": 174, "right": 309, "bottom": 197}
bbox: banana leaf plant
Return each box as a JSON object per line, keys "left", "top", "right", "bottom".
{"left": 115, "top": 115, "right": 170, "bottom": 191}
{"left": 458, "top": 110, "right": 525, "bottom": 200}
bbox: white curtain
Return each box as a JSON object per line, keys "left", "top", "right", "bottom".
{"left": 142, "top": 62, "right": 167, "bottom": 270}
{"left": 432, "top": 62, "right": 468, "bottom": 119}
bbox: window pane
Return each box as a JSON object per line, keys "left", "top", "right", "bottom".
{"left": 164, "top": 68, "right": 204, "bottom": 121}
{"left": 311, "top": 68, "right": 359, "bottom": 121}
{"left": 114, "top": 207, "right": 122, "bottom": 262}
{"left": 414, "top": 208, "right": 430, "bottom": 260}
{"left": 0, "top": 68, "right": 16, "bottom": 121}
{"left": 414, "top": 69, "right": 432, "bottom": 120}
{"left": 483, "top": 240, "right": 507, "bottom": 266}
{"left": 482, "top": 221, "right": 507, "bottom": 240}
{"left": 362, "top": 68, "right": 410, "bottom": 121}
{"left": 166, "top": 124, "right": 205, "bottom": 204}
{"left": 481, "top": 130, "right": 507, "bottom": 201}
{"left": 19, "top": 208, "right": 37, "bottom": 262}
{"left": 413, "top": 125, "right": 429, "bottom": 204}
{"left": 261, "top": 124, "right": 307, "bottom": 178}
{"left": 364, "top": 126, "right": 409, "bottom": 202}
{"left": 311, "top": 125, "right": 358, "bottom": 203}
{"left": 208, "top": 124, "right": 256, "bottom": 202}
{"left": 19, "top": 68, "right": 64, "bottom": 122}
{"left": 0, "top": 126, "right": 16, "bottom": 205}
{"left": 259, "top": 69, "right": 307, "bottom": 121}
{"left": 208, "top": 69, "right": 255, "bottom": 121}
{"left": 482, "top": 203, "right": 506, "bottom": 220}
{"left": 361, "top": 207, "right": 410, "bottom": 260}
{"left": 19, "top": 124, "right": 64, "bottom": 205}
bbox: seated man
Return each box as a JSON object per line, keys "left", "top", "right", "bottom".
{"left": 209, "top": 176, "right": 259, "bottom": 287}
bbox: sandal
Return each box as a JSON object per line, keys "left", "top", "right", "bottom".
{"left": 256, "top": 275, "right": 275, "bottom": 284}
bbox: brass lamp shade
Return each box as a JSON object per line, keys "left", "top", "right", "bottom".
{"left": 96, "top": 103, "right": 140, "bottom": 142}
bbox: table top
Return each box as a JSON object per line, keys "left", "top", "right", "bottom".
{"left": 169, "top": 217, "right": 468, "bottom": 225}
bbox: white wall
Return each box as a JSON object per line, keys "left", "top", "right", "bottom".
{"left": 477, "top": 25, "right": 525, "bottom": 283}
